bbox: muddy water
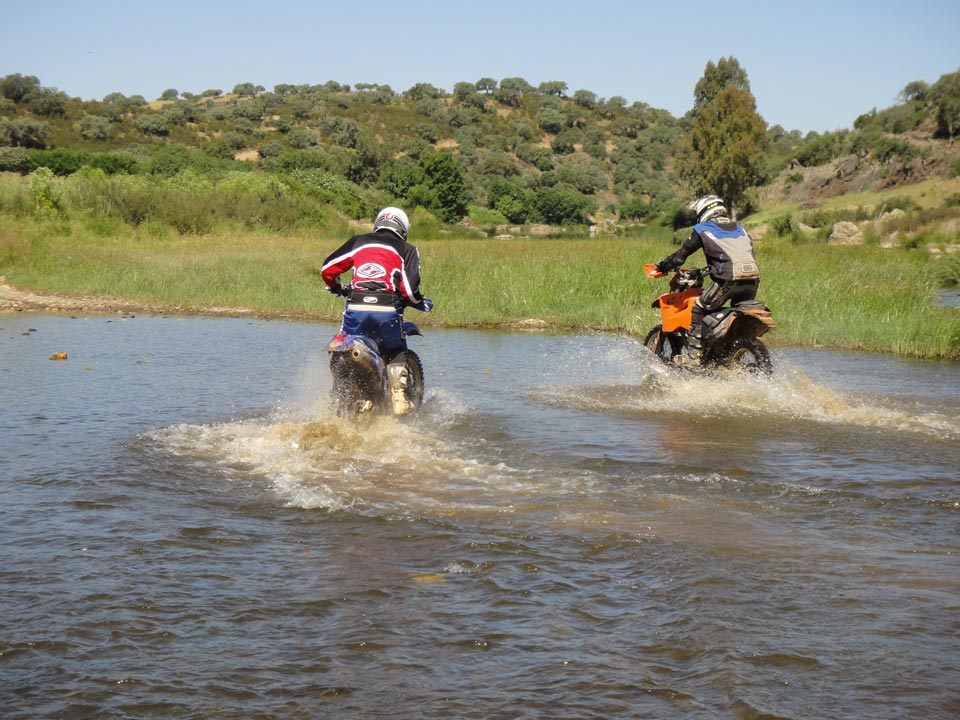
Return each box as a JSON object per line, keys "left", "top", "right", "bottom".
{"left": 1, "top": 314, "right": 958, "bottom": 719}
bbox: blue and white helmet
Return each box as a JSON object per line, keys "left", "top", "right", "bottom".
{"left": 373, "top": 206, "right": 410, "bottom": 240}
{"left": 689, "top": 194, "right": 727, "bottom": 224}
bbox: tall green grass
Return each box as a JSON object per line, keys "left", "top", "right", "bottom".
{"left": 1, "top": 206, "right": 957, "bottom": 359}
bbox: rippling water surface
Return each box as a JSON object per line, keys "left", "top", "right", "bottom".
{"left": 1, "top": 314, "right": 958, "bottom": 719}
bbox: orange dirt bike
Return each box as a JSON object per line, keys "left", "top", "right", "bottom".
{"left": 643, "top": 263, "right": 776, "bottom": 373}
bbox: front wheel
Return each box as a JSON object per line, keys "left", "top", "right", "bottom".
{"left": 725, "top": 338, "right": 772, "bottom": 374}
{"left": 644, "top": 325, "right": 679, "bottom": 364}
{"left": 404, "top": 351, "right": 425, "bottom": 412}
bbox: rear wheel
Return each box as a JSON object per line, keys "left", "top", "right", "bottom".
{"left": 330, "top": 352, "right": 378, "bottom": 416}
{"left": 726, "top": 338, "right": 772, "bottom": 374}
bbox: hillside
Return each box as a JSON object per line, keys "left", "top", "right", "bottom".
{"left": 1, "top": 70, "right": 959, "bottom": 249}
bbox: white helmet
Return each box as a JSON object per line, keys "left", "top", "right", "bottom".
{"left": 373, "top": 206, "right": 410, "bottom": 240}
{"left": 688, "top": 194, "right": 728, "bottom": 224}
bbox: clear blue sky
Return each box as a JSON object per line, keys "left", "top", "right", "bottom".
{"left": 2, "top": 0, "right": 958, "bottom": 134}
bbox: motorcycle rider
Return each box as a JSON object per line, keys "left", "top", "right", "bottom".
{"left": 654, "top": 194, "right": 760, "bottom": 367}
{"left": 321, "top": 206, "right": 433, "bottom": 414}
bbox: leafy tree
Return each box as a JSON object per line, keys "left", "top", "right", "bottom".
{"left": 134, "top": 114, "right": 170, "bottom": 136}
{"left": 287, "top": 129, "right": 318, "bottom": 149}
{"left": 160, "top": 88, "right": 179, "bottom": 100}
{"left": 930, "top": 70, "right": 960, "bottom": 142}
{"left": 0, "top": 118, "right": 52, "bottom": 148}
{"left": 30, "top": 88, "right": 68, "bottom": 117}
{"left": 377, "top": 158, "right": 426, "bottom": 198}
{"left": 404, "top": 83, "right": 446, "bottom": 101}
{"left": 516, "top": 143, "right": 554, "bottom": 171}
{"left": 495, "top": 77, "right": 531, "bottom": 107}
{"left": 476, "top": 78, "right": 497, "bottom": 94}
{"left": 0, "top": 73, "right": 40, "bottom": 103}
{"left": 538, "top": 108, "right": 565, "bottom": 134}
{"left": 80, "top": 114, "right": 111, "bottom": 141}
{"left": 619, "top": 196, "right": 653, "bottom": 220}
{"left": 685, "top": 80, "right": 767, "bottom": 215}
{"left": 529, "top": 184, "right": 594, "bottom": 224}
{"left": 552, "top": 161, "right": 607, "bottom": 194}
{"left": 573, "top": 89, "right": 598, "bottom": 109}
{"left": 453, "top": 82, "right": 478, "bottom": 103}
{"left": 898, "top": 80, "right": 929, "bottom": 103}
{"left": 551, "top": 129, "right": 579, "bottom": 154}
{"left": 538, "top": 81, "right": 568, "bottom": 97}
{"left": 418, "top": 151, "right": 469, "bottom": 222}
{"left": 164, "top": 106, "right": 189, "bottom": 127}
{"left": 345, "top": 135, "right": 386, "bottom": 185}
{"left": 232, "top": 82, "right": 258, "bottom": 96}
{"left": 693, "top": 56, "right": 750, "bottom": 109}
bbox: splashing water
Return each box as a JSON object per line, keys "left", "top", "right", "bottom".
{"left": 531, "top": 341, "right": 960, "bottom": 440}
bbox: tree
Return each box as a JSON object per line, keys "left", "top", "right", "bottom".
{"left": 693, "top": 56, "right": 750, "bottom": 109}
{"left": 404, "top": 83, "right": 446, "bottom": 101}
{"left": 134, "top": 113, "right": 170, "bottom": 136}
{"left": 30, "top": 88, "right": 68, "bottom": 117}
{"left": 495, "top": 77, "right": 532, "bottom": 107}
{"left": 573, "top": 89, "right": 598, "bottom": 109}
{"left": 453, "top": 81, "right": 476, "bottom": 101}
{"left": 930, "top": 70, "right": 960, "bottom": 143}
{"left": 0, "top": 73, "right": 40, "bottom": 103}
{"left": 232, "top": 82, "right": 258, "bottom": 96}
{"left": 80, "top": 114, "right": 111, "bottom": 141}
{"left": 418, "top": 151, "right": 469, "bottom": 222}
{"left": 538, "top": 81, "right": 568, "bottom": 97}
{"left": 898, "top": 80, "right": 929, "bottom": 104}
{"left": 476, "top": 78, "right": 497, "bottom": 94}
{"left": 0, "top": 118, "right": 52, "bottom": 148}
{"left": 538, "top": 108, "right": 565, "bottom": 134}
{"left": 685, "top": 81, "right": 767, "bottom": 215}
{"left": 160, "top": 88, "right": 179, "bottom": 100}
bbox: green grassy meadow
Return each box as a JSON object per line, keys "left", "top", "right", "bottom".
{"left": 2, "top": 213, "right": 957, "bottom": 359}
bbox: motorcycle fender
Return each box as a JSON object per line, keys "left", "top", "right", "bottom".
{"left": 659, "top": 288, "right": 701, "bottom": 333}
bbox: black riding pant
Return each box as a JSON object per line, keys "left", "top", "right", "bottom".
{"left": 691, "top": 279, "right": 760, "bottom": 336}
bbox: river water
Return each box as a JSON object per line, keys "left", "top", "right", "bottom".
{"left": 1, "top": 313, "right": 958, "bottom": 720}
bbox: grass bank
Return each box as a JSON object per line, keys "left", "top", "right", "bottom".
{"left": 1, "top": 214, "right": 957, "bottom": 359}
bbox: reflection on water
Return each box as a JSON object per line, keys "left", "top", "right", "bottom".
{"left": 1, "top": 314, "right": 958, "bottom": 719}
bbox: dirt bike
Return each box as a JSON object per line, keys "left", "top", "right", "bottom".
{"left": 325, "top": 313, "right": 425, "bottom": 418}
{"left": 643, "top": 263, "right": 776, "bottom": 373}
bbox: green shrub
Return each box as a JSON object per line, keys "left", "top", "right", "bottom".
{"left": 784, "top": 172, "right": 804, "bottom": 188}
{"left": 29, "top": 167, "right": 62, "bottom": 217}
{"left": 87, "top": 153, "right": 138, "bottom": 175}
{"left": 26, "top": 148, "right": 90, "bottom": 175}
{"left": 771, "top": 212, "right": 797, "bottom": 238}
{"left": 0, "top": 146, "right": 30, "bottom": 173}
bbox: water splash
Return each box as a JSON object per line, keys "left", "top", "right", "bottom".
{"left": 146, "top": 388, "right": 539, "bottom": 518}
{"left": 531, "top": 347, "right": 960, "bottom": 440}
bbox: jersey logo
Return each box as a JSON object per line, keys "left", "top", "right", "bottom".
{"left": 355, "top": 262, "right": 386, "bottom": 279}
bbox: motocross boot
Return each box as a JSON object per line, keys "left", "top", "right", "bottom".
{"left": 673, "top": 329, "right": 702, "bottom": 369}
{"left": 387, "top": 363, "right": 412, "bottom": 415}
